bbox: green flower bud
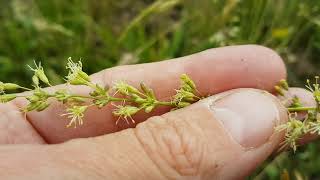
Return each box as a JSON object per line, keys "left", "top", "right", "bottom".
{"left": 279, "top": 79, "right": 289, "bottom": 90}
{"left": 113, "top": 105, "right": 140, "bottom": 124}
{"left": 0, "top": 82, "right": 20, "bottom": 92}
{"left": 28, "top": 62, "right": 51, "bottom": 86}
{"left": 36, "top": 102, "right": 50, "bottom": 112}
{"left": 26, "top": 95, "right": 40, "bottom": 102}
{"left": 180, "top": 74, "right": 196, "bottom": 91}
{"left": 62, "top": 105, "right": 88, "bottom": 128}
{"left": 290, "top": 96, "right": 302, "bottom": 108}
{"left": 177, "top": 102, "right": 191, "bottom": 108}
{"left": 32, "top": 75, "right": 39, "bottom": 86}
{"left": 274, "top": 85, "right": 284, "bottom": 96}
{"left": 3, "top": 83, "right": 20, "bottom": 90}
{"left": 140, "top": 82, "right": 149, "bottom": 94}
{"left": 35, "top": 69, "right": 50, "bottom": 86}
{"left": 24, "top": 102, "right": 41, "bottom": 112}
{"left": 66, "top": 58, "right": 90, "bottom": 86}
{"left": 114, "top": 81, "right": 140, "bottom": 96}
{"left": 0, "top": 94, "right": 17, "bottom": 103}
{"left": 145, "top": 105, "right": 155, "bottom": 113}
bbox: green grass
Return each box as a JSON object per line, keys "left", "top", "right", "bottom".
{"left": 1, "top": 0, "right": 320, "bottom": 179}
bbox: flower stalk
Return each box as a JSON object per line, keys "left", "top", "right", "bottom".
{"left": 0, "top": 58, "right": 201, "bottom": 128}
{"left": 2, "top": 57, "right": 318, "bottom": 153}
{"left": 275, "top": 77, "right": 320, "bottom": 152}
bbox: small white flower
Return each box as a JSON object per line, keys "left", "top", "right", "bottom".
{"left": 113, "top": 81, "right": 140, "bottom": 96}
{"left": 65, "top": 57, "right": 90, "bottom": 85}
{"left": 62, "top": 105, "right": 88, "bottom": 128}
{"left": 28, "top": 61, "right": 51, "bottom": 86}
{"left": 113, "top": 105, "right": 139, "bottom": 124}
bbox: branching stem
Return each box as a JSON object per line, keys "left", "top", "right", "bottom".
{"left": 287, "top": 106, "right": 316, "bottom": 112}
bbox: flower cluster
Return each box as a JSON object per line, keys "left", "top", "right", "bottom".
{"left": 1, "top": 57, "right": 319, "bottom": 153}
{"left": 276, "top": 77, "right": 320, "bottom": 152}
{"left": 0, "top": 58, "right": 201, "bottom": 128}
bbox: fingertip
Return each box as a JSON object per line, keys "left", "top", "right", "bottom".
{"left": 286, "top": 87, "right": 316, "bottom": 107}
{"left": 240, "top": 45, "right": 287, "bottom": 91}
{"left": 184, "top": 45, "right": 287, "bottom": 93}
{"left": 280, "top": 88, "right": 318, "bottom": 145}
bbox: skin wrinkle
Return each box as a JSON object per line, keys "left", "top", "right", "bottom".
{"left": 134, "top": 115, "right": 205, "bottom": 179}
{"left": 171, "top": 121, "right": 195, "bottom": 173}
{"left": 162, "top": 116, "right": 203, "bottom": 177}
{"left": 60, "top": 140, "right": 110, "bottom": 180}
{"left": 0, "top": 110, "right": 15, "bottom": 144}
{"left": 163, "top": 118, "right": 201, "bottom": 177}
{"left": 164, "top": 111, "right": 210, "bottom": 180}
{"left": 166, "top": 120, "right": 195, "bottom": 175}
{"left": 147, "top": 116, "right": 179, "bottom": 177}
{"left": 133, "top": 117, "right": 170, "bottom": 180}
{"left": 24, "top": 112, "right": 48, "bottom": 144}
{"left": 168, "top": 115, "right": 203, "bottom": 176}
{"left": 0, "top": 102, "right": 45, "bottom": 144}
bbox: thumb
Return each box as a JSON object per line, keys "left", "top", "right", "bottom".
{"left": 7, "top": 88, "right": 286, "bottom": 179}
{"left": 65, "top": 88, "right": 287, "bottom": 180}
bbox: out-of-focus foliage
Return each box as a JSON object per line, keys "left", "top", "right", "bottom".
{"left": 0, "top": 0, "right": 320, "bottom": 179}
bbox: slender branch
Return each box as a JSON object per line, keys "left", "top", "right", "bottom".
{"left": 156, "top": 101, "right": 175, "bottom": 106}
{"left": 18, "top": 86, "right": 33, "bottom": 91}
{"left": 287, "top": 106, "right": 316, "bottom": 112}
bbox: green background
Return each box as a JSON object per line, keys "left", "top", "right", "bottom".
{"left": 1, "top": 0, "right": 320, "bottom": 179}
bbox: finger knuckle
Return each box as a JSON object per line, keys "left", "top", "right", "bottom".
{"left": 134, "top": 115, "right": 206, "bottom": 179}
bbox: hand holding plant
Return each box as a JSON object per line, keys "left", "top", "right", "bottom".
{"left": 0, "top": 46, "right": 316, "bottom": 179}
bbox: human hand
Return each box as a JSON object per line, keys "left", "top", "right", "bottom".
{"left": 0, "top": 45, "right": 315, "bottom": 179}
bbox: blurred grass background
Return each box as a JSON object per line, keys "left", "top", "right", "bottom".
{"left": 0, "top": 0, "right": 320, "bottom": 179}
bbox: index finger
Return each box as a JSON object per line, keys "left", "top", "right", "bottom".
{"left": 13, "top": 45, "right": 286, "bottom": 143}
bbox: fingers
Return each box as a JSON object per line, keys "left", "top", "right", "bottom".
{"left": 0, "top": 103, "right": 45, "bottom": 144}
{"left": 279, "top": 87, "right": 317, "bottom": 145}
{"left": 14, "top": 45, "right": 286, "bottom": 143}
{"left": 78, "top": 88, "right": 287, "bottom": 179}
{"left": 0, "top": 89, "right": 287, "bottom": 179}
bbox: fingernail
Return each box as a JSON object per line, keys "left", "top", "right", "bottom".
{"left": 210, "top": 90, "right": 280, "bottom": 148}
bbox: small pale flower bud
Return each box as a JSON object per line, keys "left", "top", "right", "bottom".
{"left": 66, "top": 58, "right": 90, "bottom": 86}
{"left": 28, "top": 62, "right": 51, "bottom": 86}
{"left": 279, "top": 79, "right": 289, "bottom": 90}
{"left": 145, "top": 105, "right": 155, "bottom": 113}
{"left": 4, "top": 83, "right": 20, "bottom": 90}
{"left": 180, "top": 74, "right": 196, "bottom": 91}
{"left": 274, "top": 85, "right": 284, "bottom": 96}
{"left": 177, "top": 102, "right": 191, "bottom": 108}
{"left": 113, "top": 105, "right": 140, "bottom": 120}
{"left": 0, "top": 94, "right": 17, "bottom": 103}
{"left": 32, "top": 75, "right": 39, "bottom": 86}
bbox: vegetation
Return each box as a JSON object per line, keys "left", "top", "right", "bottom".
{"left": 1, "top": 0, "right": 320, "bottom": 179}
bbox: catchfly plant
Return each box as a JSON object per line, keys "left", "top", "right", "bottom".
{"left": 1, "top": 57, "right": 319, "bottom": 153}
{"left": 275, "top": 76, "right": 320, "bottom": 152}
{"left": 0, "top": 58, "right": 201, "bottom": 128}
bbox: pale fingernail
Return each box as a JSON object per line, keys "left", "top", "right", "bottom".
{"left": 210, "top": 90, "right": 280, "bottom": 148}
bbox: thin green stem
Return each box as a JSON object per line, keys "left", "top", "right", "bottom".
{"left": 109, "top": 97, "right": 133, "bottom": 102}
{"left": 69, "top": 95, "right": 97, "bottom": 99}
{"left": 18, "top": 86, "right": 33, "bottom": 91}
{"left": 156, "top": 101, "right": 175, "bottom": 106}
{"left": 85, "top": 82, "right": 97, "bottom": 89}
{"left": 287, "top": 106, "right": 316, "bottom": 112}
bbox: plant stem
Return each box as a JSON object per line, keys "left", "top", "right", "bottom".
{"left": 156, "top": 101, "right": 175, "bottom": 106}
{"left": 109, "top": 97, "right": 133, "bottom": 102}
{"left": 68, "top": 95, "right": 134, "bottom": 102}
{"left": 69, "top": 95, "right": 97, "bottom": 99}
{"left": 287, "top": 106, "right": 316, "bottom": 112}
{"left": 18, "top": 86, "right": 33, "bottom": 91}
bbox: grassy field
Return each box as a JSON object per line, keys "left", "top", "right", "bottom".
{"left": 1, "top": 0, "right": 320, "bottom": 179}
